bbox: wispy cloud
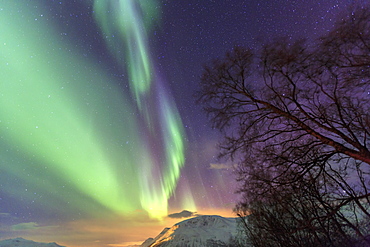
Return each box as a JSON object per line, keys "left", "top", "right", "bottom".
{"left": 208, "top": 163, "right": 236, "bottom": 170}
{"left": 11, "top": 222, "right": 39, "bottom": 231}
{"left": 10, "top": 222, "right": 59, "bottom": 232}
{"left": 167, "top": 210, "right": 197, "bottom": 219}
{"left": 0, "top": 212, "right": 12, "bottom": 218}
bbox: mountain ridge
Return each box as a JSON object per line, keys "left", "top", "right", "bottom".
{"left": 0, "top": 237, "right": 65, "bottom": 247}
{"left": 141, "top": 215, "right": 246, "bottom": 247}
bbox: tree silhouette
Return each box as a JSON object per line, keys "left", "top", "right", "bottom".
{"left": 197, "top": 6, "right": 370, "bottom": 247}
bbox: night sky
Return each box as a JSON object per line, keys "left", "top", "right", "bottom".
{"left": 0, "top": 0, "right": 368, "bottom": 246}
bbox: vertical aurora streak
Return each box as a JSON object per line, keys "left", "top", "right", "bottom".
{"left": 0, "top": 0, "right": 187, "bottom": 221}
{"left": 93, "top": 0, "right": 158, "bottom": 108}
{"left": 93, "top": 0, "right": 187, "bottom": 218}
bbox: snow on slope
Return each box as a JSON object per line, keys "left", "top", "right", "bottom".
{"left": 0, "top": 238, "right": 65, "bottom": 247}
{"left": 141, "top": 227, "right": 172, "bottom": 247}
{"left": 142, "top": 215, "right": 243, "bottom": 247}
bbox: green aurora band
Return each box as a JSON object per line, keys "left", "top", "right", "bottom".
{"left": 0, "top": 0, "right": 187, "bottom": 220}
{"left": 93, "top": 0, "right": 187, "bottom": 218}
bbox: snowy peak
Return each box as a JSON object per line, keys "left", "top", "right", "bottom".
{"left": 0, "top": 238, "right": 65, "bottom": 247}
{"left": 178, "top": 215, "right": 236, "bottom": 228}
{"left": 142, "top": 215, "right": 243, "bottom": 247}
{"left": 140, "top": 238, "right": 155, "bottom": 247}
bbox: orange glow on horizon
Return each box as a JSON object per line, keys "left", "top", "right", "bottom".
{"left": 3, "top": 208, "right": 237, "bottom": 247}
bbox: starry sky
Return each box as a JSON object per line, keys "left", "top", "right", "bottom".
{"left": 0, "top": 0, "right": 368, "bottom": 246}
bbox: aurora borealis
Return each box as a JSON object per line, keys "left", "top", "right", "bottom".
{"left": 93, "top": 0, "right": 187, "bottom": 219}
{"left": 0, "top": 0, "right": 367, "bottom": 246}
{"left": 0, "top": 0, "right": 189, "bottom": 222}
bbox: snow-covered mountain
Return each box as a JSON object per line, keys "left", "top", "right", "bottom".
{"left": 0, "top": 238, "right": 65, "bottom": 247}
{"left": 141, "top": 215, "right": 246, "bottom": 247}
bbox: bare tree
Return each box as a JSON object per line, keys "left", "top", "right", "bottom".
{"left": 197, "top": 6, "right": 370, "bottom": 246}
